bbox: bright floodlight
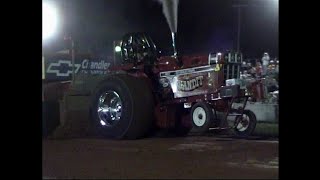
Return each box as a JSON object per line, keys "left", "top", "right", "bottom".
{"left": 115, "top": 46, "right": 121, "bottom": 52}
{"left": 42, "top": 2, "right": 58, "bottom": 41}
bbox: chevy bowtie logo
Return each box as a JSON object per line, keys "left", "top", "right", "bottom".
{"left": 46, "top": 60, "right": 81, "bottom": 77}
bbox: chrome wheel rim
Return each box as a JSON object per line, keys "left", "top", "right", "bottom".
{"left": 97, "top": 91, "right": 122, "bottom": 127}
{"left": 236, "top": 114, "right": 250, "bottom": 132}
{"left": 193, "top": 107, "right": 206, "bottom": 127}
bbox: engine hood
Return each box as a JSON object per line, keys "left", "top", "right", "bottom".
{"left": 156, "top": 55, "right": 209, "bottom": 72}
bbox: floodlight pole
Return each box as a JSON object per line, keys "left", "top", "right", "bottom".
{"left": 113, "top": 41, "right": 116, "bottom": 66}
{"left": 71, "top": 38, "right": 75, "bottom": 85}
{"left": 232, "top": 4, "right": 248, "bottom": 53}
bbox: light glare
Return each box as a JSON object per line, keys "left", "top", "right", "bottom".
{"left": 42, "top": 2, "right": 58, "bottom": 41}
{"left": 115, "top": 46, "right": 121, "bottom": 52}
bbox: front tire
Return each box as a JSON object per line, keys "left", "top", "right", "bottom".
{"left": 190, "top": 102, "right": 213, "bottom": 135}
{"left": 233, "top": 110, "right": 257, "bottom": 138}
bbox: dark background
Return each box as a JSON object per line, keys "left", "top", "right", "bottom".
{"left": 42, "top": 0, "right": 278, "bottom": 59}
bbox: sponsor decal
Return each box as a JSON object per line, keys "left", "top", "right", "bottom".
{"left": 46, "top": 60, "right": 81, "bottom": 77}
{"left": 46, "top": 59, "right": 111, "bottom": 77}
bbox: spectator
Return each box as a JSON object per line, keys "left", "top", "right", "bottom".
{"left": 256, "top": 62, "right": 262, "bottom": 77}
{"left": 262, "top": 52, "right": 270, "bottom": 76}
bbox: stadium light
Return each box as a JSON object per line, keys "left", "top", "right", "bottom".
{"left": 42, "top": 1, "right": 58, "bottom": 41}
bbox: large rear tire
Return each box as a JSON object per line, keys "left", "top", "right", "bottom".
{"left": 91, "top": 74, "right": 154, "bottom": 139}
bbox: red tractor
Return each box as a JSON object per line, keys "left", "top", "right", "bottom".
{"left": 47, "top": 32, "right": 257, "bottom": 139}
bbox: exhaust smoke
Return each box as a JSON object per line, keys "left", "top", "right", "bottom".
{"left": 156, "top": 0, "right": 179, "bottom": 57}
{"left": 156, "top": 0, "right": 179, "bottom": 33}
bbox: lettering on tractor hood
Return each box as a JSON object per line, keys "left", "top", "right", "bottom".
{"left": 178, "top": 76, "right": 204, "bottom": 91}
{"left": 160, "top": 65, "right": 216, "bottom": 98}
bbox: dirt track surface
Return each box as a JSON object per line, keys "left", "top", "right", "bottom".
{"left": 43, "top": 136, "right": 278, "bottom": 179}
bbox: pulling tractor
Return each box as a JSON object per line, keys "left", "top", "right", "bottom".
{"left": 44, "top": 32, "right": 257, "bottom": 139}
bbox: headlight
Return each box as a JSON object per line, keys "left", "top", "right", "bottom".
{"left": 159, "top": 78, "right": 169, "bottom": 88}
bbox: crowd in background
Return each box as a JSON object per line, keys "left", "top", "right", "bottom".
{"left": 239, "top": 52, "right": 279, "bottom": 104}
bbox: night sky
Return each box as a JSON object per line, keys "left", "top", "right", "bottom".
{"left": 43, "top": 0, "right": 278, "bottom": 59}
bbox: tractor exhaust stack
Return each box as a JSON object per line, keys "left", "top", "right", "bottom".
{"left": 171, "top": 32, "right": 177, "bottom": 57}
